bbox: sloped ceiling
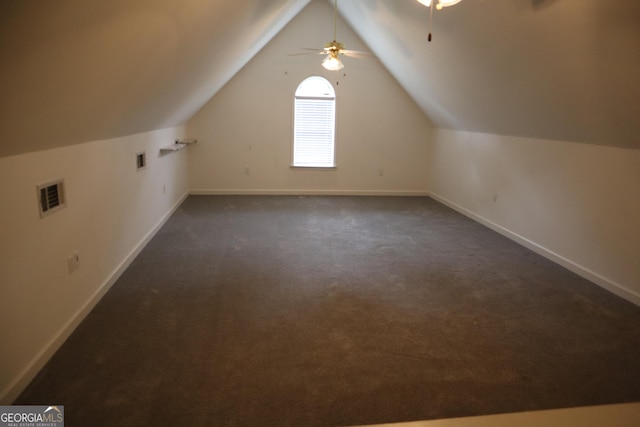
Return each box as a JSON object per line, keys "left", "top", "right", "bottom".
{"left": 339, "top": 0, "right": 640, "bottom": 149}
{"left": 0, "top": 0, "right": 310, "bottom": 157}
{"left": 1, "top": 0, "right": 639, "bottom": 158}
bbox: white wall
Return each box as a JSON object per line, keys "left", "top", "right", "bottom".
{"left": 429, "top": 129, "right": 640, "bottom": 304}
{"left": 187, "top": 0, "right": 432, "bottom": 195}
{"left": 0, "top": 127, "right": 189, "bottom": 404}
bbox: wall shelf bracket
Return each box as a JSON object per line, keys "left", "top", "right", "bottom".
{"left": 159, "top": 138, "right": 197, "bottom": 155}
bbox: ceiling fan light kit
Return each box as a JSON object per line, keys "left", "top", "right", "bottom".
{"left": 416, "top": 0, "right": 463, "bottom": 10}
{"left": 322, "top": 53, "right": 344, "bottom": 71}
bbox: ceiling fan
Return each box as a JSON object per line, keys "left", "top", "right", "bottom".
{"left": 289, "top": 0, "right": 370, "bottom": 71}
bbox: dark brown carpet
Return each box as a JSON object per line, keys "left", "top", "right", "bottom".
{"left": 17, "top": 196, "right": 640, "bottom": 426}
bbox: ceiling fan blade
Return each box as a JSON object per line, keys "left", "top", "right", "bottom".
{"left": 341, "top": 49, "right": 372, "bottom": 58}
{"left": 288, "top": 51, "right": 325, "bottom": 56}
{"left": 289, "top": 47, "right": 327, "bottom": 56}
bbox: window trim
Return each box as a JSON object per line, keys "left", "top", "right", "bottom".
{"left": 292, "top": 76, "right": 337, "bottom": 169}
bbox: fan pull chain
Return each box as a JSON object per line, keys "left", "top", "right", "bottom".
{"left": 428, "top": 0, "right": 434, "bottom": 41}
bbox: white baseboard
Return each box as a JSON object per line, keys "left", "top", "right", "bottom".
{"left": 358, "top": 402, "right": 640, "bottom": 427}
{"left": 1, "top": 192, "right": 189, "bottom": 405}
{"left": 429, "top": 192, "right": 640, "bottom": 307}
{"left": 190, "top": 188, "right": 429, "bottom": 197}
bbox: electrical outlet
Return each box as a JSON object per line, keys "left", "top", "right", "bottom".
{"left": 378, "top": 169, "right": 384, "bottom": 177}
{"left": 67, "top": 251, "right": 80, "bottom": 274}
{"left": 244, "top": 167, "right": 251, "bottom": 175}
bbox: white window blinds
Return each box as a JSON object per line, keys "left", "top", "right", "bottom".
{"left": 293, "top": 77, "right": 336, "bottom": 168}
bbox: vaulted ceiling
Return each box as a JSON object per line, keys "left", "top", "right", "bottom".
{"left": 1, "top": 0, "right": 639, "bottom": 158}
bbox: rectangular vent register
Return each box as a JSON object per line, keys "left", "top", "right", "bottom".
{"left": 37, "top": 179, "right": 66, "bottom": 218}
{"left": 136, "top": 151, "right": 146, "bottom": 170}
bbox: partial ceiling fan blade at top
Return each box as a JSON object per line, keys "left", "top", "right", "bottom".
{"left": 531, "top": 0, "right": 559, "bottom": 9}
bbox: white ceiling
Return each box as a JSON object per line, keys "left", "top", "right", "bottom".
{"left": 1, "top": 0, "right": 639, "bottom": 158}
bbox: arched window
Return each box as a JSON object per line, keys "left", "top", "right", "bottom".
{"left": 293, "top": 76, "right": 336, "bottom": 168}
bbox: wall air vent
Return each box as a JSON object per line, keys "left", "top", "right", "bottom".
{"left": 136, "top": 151, "right": 146, "bottom": 170}
{"left": 37, "top": 179, "right": 66, "bottom": 218}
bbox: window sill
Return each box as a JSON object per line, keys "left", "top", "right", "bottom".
{"left": 290, "top": 166, "right": 337, "bottom": 170}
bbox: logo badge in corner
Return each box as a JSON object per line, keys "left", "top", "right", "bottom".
{"left": 0, "top": 405, "right": 64, "bottom": 426}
